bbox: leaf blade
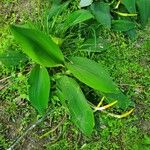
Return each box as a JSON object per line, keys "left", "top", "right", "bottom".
{"left": 66, "top": 57, "right": 119, "bottom": 94}
{"left": 80, "top": 37, "right": 110, "bottom": 52}
{"left": 56, "top": 75, "right": 94, "bottom": 136}
{"left": 104, "top": 92, "right": 131, "bottom": 110}
{"left": 112, "top": 20, "right": 136, "bottom": 32}
{"left": 63, "top": 9, "right": 94, "bottom": 31}
{"left": 121, "top": 0, "right": 136, "bottom": 13}
{"left": 28, "top": 65, "right": 50, "bottom": 115}
{"left": 136, "top": 0, "right": 150, "bottom": 25}
{"left": 90, "top": 2, "right": 111, "bottom": 28}
{"left": 10, "top": 25, "right": 64, "bottom": 67}
{"left": 0, "top": 50, "right": 27, "bottom": 67}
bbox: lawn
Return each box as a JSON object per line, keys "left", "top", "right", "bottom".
{"left": 0, "top": 0, "right": 150, "bottom": 150}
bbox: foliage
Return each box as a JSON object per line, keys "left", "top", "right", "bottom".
{"left": 90, "top": 2, "right": 111, "bottom": 29}
{"left": 0, "top": 0, "right": 135, "bottom": 135}
{"left": 67, "top": 56, "right": 119, "bottom": 93}
{"left": 8, "top": 22, "right": 132, "bottom": 135}
{"left": 0, "top": 50, "right": 27, "bottom": 67}
{"left": 28, "top": 65, "right": 50, "bottom": 115}
{"left": 80, "top": 0, "right": 150, "bottom": 38}
{"left": 10, "top": 25, "right": 64, "bottom": 67}
{"left": 57, "top": 75, "right": 94, "bottom": 136}
{"left": 1, "top": 0, "right": 149, "bottom": 138}
{"left": 0, "top": 0, "right": 150, "bottom": 149}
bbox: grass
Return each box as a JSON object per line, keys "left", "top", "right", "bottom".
{"left": 0, "top": 0, "right": 150, "bottom": 150}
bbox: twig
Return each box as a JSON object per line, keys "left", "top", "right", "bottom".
{"left": 7, "top": 111, "right": 50, "bottom": 150}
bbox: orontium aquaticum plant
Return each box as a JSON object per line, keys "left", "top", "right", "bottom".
{"left": 10, "top": 9, "right": 134, "bottom": 136}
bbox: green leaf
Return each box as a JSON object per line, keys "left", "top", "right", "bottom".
{"left": 67, "top": 57, "right": 119, "bottom": 93}
{"left": 104, "top": 92, "right": 131, "bottom": 110}
{"left": 10, "top": 25, "right": 64, "bottom": 67}
{"left": 90, "top": 2, "right": 111, "bottom": 28}
{"left": 80, "top": 37, "right": 110, "bottom": 52}
{"left": 112, "top": 20, "right": 136, "bottom": 32}
{"left": 28, "top": 65, "right": 50, "bottom": 115}
{"left": 63, "top": 9, "right": 94, "bottom": 31}
{"left": 136, "top": 0, "right": 150, "bottom": 25}
{"left": 56, "top": 76, "right": 94, "bottom": 136}
{"left": 121, "top": 0, "right": 136, "bottom": 13}
{"left": 0, "top": 50, "right": 27, "bottom": 67}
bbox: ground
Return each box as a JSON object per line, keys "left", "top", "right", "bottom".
{"left": 0, "top": 0, "right": 150, "bottom": 150}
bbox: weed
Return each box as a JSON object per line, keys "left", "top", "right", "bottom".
{"left": 0, "top": 1, "right": 150, "bottom": 150}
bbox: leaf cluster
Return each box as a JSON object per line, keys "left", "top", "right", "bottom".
{"left": 80, "top": 0, "right": 150, "bottom": 39}
{"left": 0, "top": 0, "right": 139, "bottom": 135}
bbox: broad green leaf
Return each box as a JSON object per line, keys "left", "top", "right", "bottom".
{"left": 0, "top": 50, "right": 27, "bottom": 67}
{"left": 136, "top": 0, "right": 150, "bottom": 25}
{"left": 10, "top": 25, "right": 64, "bottom": 67}
{"left": 90, "top": 2, "right": 111, "bottom": 28}
{"left": 80, "top": 0, "right": 93, "bottom": 7}
{"left": 121, "top": 0, "right": 136, "bottom": 13}
{"left": 56, "top": 75, "right": 94, "bottom": 136}
{"left": 28, "top": 65, "right": 50, "bottom": 115}
{"left": 66, "top": 57, "right": 119, "bottom": 93}
{"left": 63, "top": 9, "right": 94, "bottom": 31}
{"left": 80, "top": 37, "right": 110, "bottom": 52}
{"left": 112, "top": 20, "right": 136, "bottom": 32}
{"left": 104, "top": 92, "right": 131, "bottom": 110}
